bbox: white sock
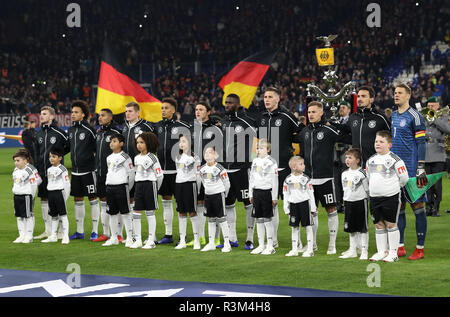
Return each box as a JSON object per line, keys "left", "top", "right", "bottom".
{"left": 132, "top": 212, "right": 142, "bottom": 243}
{"left": 291, "top": 226, "right": 299, "bottom": 251}
{"left": 16, "top": 217, "right": 25, "bottom": 238}
{"left": 305, "top": 225, "right": 313, "bottom": 252}
{"left": 312, "top": 213, "right": 319, "bottom": 246}
{"left": 74, "top": 201, "right": 85, "bottom": 234}
{"left": 122, "top": 213, "right": 133, "bottom": 240}
{"left": 51, "top": 216, "right": 59, "bottom": 237}
{"left": 90, "top": 200, "right": 100, "bottom": 234}
{"left": 162, "top": 199, "right": 174, "bottom": 236}
{"left": 256, "top": 220, "right": 266, "bottom": 247}
{"left": 375, "top": 229, "right": 388, "bottom": 254}
{"left": 219, "top": 219, "right": 230, "bottom": 245}
{"left": 41, "top": 201, "right": 51, "bottom": 234}
{"left": 264, "top": 220, "right": 274, "bottom": 249}
{"left": 387, "top": 227, "right": 400, "bottom": 256}
{"left": 145, "top": 211, "right": 156, "bottom": 243}
{"left": 100, "top": 201, "right": 110, "bottom": 237}
{"left": 208, "top": 219, "right": 216, "bottom": 244}
{"left": 197, "top": 204, "right": 206, "bottom": 239}
{"left": 225, "top": 205, "right": 237, "bottom": 242}
{"left": 109, "top": 214, "right": 119, "bottom": 239}
{"left": 118, "top": 213, "right": 124, "bottom": 237}
{"left": 25, "top": 216, "right": 34, "bottom": 238}
{"left": 245, "top": 204, "right": 255, "bottom": 243}
{"left": 179, "top": 215, "right": 187, "bottom": 243}
{"left": 328, "top": 211, "right": 338, "bottom": 248}
{"left": 190, "top": 215, "right": 200, "bottom": 244}
{"left": 272, "top": 205, "right": 279, "bottom": 244}
{"left": 349, "top": 232, "right": 357, "bottom": 253}
{"left": 60, "top": 215, "right": 69, "bottom": 237}
{"left": 360, "top": 232, "right": 369, "bottom": 253}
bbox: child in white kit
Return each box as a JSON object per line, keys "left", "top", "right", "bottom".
{"left": 249, "top": 139, "right": 278, "bottom": 255}
{"left": 131, "top": 132, "right": 164, "bottom": 249}
{"left": 366, "top": 130, "right": 409, "bottom": 262}
{"left": 42, "top": 148, "right": 71, "bottom": 244}
{"left": 174, "top": 134, "right": 201, "bottom": 250}
{"left": 198, "top": 147, "right": 232, "bottom": 253}
{"left": 12, "top": 148, "right": 42, "bottom": 244}
{"left": 283, "top": 156, "right": 316, "bottom": 257}
{"left": 103, "top": 133, "right": 135, "bottom": 247}
{"left": 339, "top": 148, "right": 370, "bottom": 260}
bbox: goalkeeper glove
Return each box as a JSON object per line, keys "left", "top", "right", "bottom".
{"left": 416, "top": 162, "right": 428, "bottom": 188}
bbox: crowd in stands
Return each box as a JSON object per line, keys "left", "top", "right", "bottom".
{"left": 1, "top": 0, "right": 449, "bottom": 119}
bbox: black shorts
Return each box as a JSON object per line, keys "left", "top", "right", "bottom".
{"left": 370, "top": 193, "right": 401, "bottom": 224}
{"left": 288, "top": 200, "right": 312, "bottom": 227}
{"left": 313, "top": 180, "right": 336, "bottom": 208}
{"left": 134, "top": 181, "right": 158, "bottom": 211}
{"left": 225, "top": 169, "right": 250, "bottom": 206}
{"left": 71, "top": 172, "right": 97, "bottom": 197}
{"left": 96, "top": 173, "right": 107, "bottom": 198}
{"left": 204, "top": 192, "right": 226, "bottom": 218}
{"left": 47, "top": 190, "right": 67, "bottom": 217}
{"left": 106, "top": 184, "right": 131, "bottom": 215}
{"left": 343, "top": 199, "right": 368, "bottom": 233}
{"left": 251, "top": 189, "right": 273, "bottom": 219}
{"left": 174, "top": 181, "right": 197, "bottom": 213}
{"left": 158, "top": 173, "right": 176, "bottom": 197}
{"left": 37, "top": 176, "right": 48, "bottom": 198}
{"left": 14, "top": 194, "right": 34, "bottom": 218}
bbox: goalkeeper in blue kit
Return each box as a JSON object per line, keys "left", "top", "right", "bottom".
{"left": 390, "top": 83, "right": 428, "bottom": 260}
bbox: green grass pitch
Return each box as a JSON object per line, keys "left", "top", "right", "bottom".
{"left": 1, "top": 147, "right": 449, "bottom": 296}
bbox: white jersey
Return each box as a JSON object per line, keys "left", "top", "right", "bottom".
{"left": 12, "top": 164, "right": 42, "bottom": 198}
{"left": 105, "top": 151, "right": 135, "bottom": 188}
{"left": 175, "top": 153, "right": 200, "bottom": 183}
{"left": 199, "top": 162, "right": 230, "bottom": 196}
{"left": 249, "top": 155, "right": 278, "bottom": 200}
{"left": 134, "top": 152, "right": 164, "bottom": 190}
{"left": 47, "top": 164, "right": 71, "bottom": 200}
{"left": 341, "top": 167, "right": 369, "bottom": 202}
{"left": 366, "top": 151, "right": 409, "bottom": 197}
{"left": 283, "top": 173, "right": 316, "bottom": 214}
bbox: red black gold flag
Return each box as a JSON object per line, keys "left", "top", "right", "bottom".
{"left": 96, "top": 41, "right": 162, "bottom": 122}
{"left": 219, "top": 50, "right": 277, "bottom": 108}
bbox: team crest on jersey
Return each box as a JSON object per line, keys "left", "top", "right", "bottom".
{"left": 368, "top": 120, "right": 376, "bottom": 128}
{"left": 384, "top": 158, "right": 394, "bottom": 169}
{"left": 234, "top": 125, "right": 243, "bottom": 133}
{"left": 260, "top": 118, "right": 266, "bottom": 126}
{"left": 135, "top": 127, "right": 142, "bottom": 135}
{"left": 158, "top": 127, "right": 164, "bottom": 134}
{"left": 38, "top": 137, "right": 43, "bottom": 144}
{"left": 352, "top": 120, "right": 359, "bottom": 128}
{"left": 400, "top": 119, "right": 407, "bottom": 127}
{"left": 69, "top": 133, "right": 73, "bottom": 139}
{"left": 79, "top": 133, "right": 85, "bottom": 140}
{"left": 50, "top": 136, "right": 56, "bottom": 144}
{"left": 304, "top": 132, "right": 309, "bottom": 140}
{"left": 205, "top": 131, "right": 213, "bottom": 139}
{"left": 275, "top": 119, "right": 282, "bottom": 127}
{"left": 106, "top": 135, "right": 111, "bottom": 142}
{"left": 317, "top": 132, "right": 324, "bottom": 140}
{"left": 171, "top": 127, "right": 178, "bottom": 134}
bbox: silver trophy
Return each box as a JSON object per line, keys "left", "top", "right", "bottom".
{"left": 307, "top": 35, "right": 356, "bottom": 122}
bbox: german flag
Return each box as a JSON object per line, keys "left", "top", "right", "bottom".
{"left": 219, "top": 50, "right": 277, "bottom": 109}
{"left": 96, "top": 41, "right": 162, "bottom": 122}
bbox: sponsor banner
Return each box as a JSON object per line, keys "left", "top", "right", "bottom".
{"left": 0, "top": 268, "right": 386, "bottom": 298}
{"left": 0, "top": 115, "right": 28, "bottom": 128}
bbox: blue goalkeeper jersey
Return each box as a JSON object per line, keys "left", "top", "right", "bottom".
{"left": 390, "top": 107, "right": 426, "bottom": 177}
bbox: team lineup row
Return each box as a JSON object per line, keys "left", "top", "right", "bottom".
{"left": 13, "top": 84, "right": 433, "bottom": 261}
